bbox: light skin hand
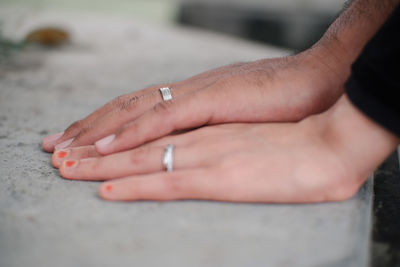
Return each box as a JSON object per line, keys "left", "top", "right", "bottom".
{"left": 55, "top": 95, "right": 399, "bottom": 202}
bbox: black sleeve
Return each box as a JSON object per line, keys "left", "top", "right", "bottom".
{"left": 345, "top": 5, "right": 400, "bottom": 136}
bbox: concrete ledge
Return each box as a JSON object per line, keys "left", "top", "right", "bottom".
{"left": 0, "top": 6, "right": 372, "bottom": 267}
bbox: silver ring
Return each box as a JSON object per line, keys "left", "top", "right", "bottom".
{"left": 159, "top": 87, "right": 172, "bottom": 101}
{"left": 162, "top": 144, "right": 174, "bottom": 172}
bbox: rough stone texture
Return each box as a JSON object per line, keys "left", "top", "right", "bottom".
{"left": 0, "top": 7, "right": 372, "bottom": 267}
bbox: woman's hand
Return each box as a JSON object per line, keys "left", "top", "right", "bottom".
{"left": 42, "top": 48, "right": 348, "bottom": 153}
{"left": 51, "top": 96, "right": 399, "bottom": 203}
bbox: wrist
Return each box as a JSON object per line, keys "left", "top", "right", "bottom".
{"left": 293, "top": 47, "right": 349, "bottom": 113}
{"left": 303, "top": 0, "right": 399, "bottom": 91}
{"left": 318, "top": 95, "right": 399, "bottom": 180}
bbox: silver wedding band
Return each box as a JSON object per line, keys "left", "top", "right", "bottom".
{"left": 163, "top": 144, "right": 174, "bottom": 172}
{"left": 159, "top": 87, "right": 172, "bottom": 101}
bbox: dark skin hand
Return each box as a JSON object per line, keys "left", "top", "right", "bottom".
{"left": 42, "top": 51, "right": 345, "bottom": 152}
{"left": 42, "top": 0, "right": 399, "bottom": 154}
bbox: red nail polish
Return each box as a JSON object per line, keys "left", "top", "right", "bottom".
{"left": 106, "top": 185, "right": 113, "bottom": 192}
{"left": 65, "top": 160, "right": 76, "bottom": 168}
{"left": 57, "top": 151, "right": 68, "bottom": 158}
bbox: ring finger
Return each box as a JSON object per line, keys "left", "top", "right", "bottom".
{"left": 52, "top": 131, "right": 191, "bottom": 169}
{"left": 58, "top": 143, "right": 207, "bottom": 181}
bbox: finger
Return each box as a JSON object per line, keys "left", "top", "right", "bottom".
{"left": 65, "top": 89, "right": 162, "bottom": 149}
{"left": 42, "top": 93, "right": 131, "bottom": 152}
{"left": 98, "top": 167, "right": 296, "bottom": 203}
{"left": 63, "top": 77, "right": 221, "bottom": 151}
{"left": 42, "top": 62, "right": 246, "bottom": 152}
{"left": 42, "top": 85, "right": 162, "bottom": 152}
{"left": 58, "top": 144, "right": 202, "bottom": 181}
{"left": 98, "top": 169, "right": 222, "bottom": 201}
{"left": 95, "top": 89, "right": 220, "bottom": 155}
{"left": 52, "top": 145, "right": 99, "bottom": 168}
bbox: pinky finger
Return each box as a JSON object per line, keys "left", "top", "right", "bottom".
{"left": 99, "top": 169, "right": 220, "bottom": 201}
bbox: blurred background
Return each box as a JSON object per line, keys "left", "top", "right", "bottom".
{"left": 0, "top": 0, "right": 345, "bottom": 51}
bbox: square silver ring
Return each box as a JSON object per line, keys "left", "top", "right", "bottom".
{"left": 159, "top": 87, "right": 172, "bottom": 101}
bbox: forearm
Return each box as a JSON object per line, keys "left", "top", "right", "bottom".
{"left": 308, "top": 0, "right": 399, "bottom": 81}
{"left": 333, "top": 0, "right": 399, "bottom": 56}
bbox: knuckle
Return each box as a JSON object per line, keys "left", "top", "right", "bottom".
{"left": 81, "top": 158, "right": 100, "bottom": 178}
{"left": 119, "top": 121, "right": 138, "bottom": 138}
{"left": 119, "top": 95, "right": 140, "bottom": 112}
{"left": 213, "top": 158, "right": 238, "bottom": 179}
{"left": 163, "top": 176, "right": 184, "bottom": 196}
{"left": 90, "top": 159, "right": 101, "bottom": 175}
{"left": 71, "top": 122, "right": 95, "bottom": 143}
{"left": 153, "top": 101, "right": 174, "bottom": 116}
{"left": 65, "top": 119, "right": 84, "bottom": 134}
{"left": 129, "top": 147, "right": 151, "bottom": 166}
{"left": 74, "top": 125, "right": 91, "bottom": 139}
{"left": 111, "top": 95, "right": 128, "bottom": 108}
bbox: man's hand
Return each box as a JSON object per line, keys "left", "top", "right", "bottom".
{"left": 51, "top": 96, "right": 399, "bottom": 202}
{"left": 42, "top": 0, "right": 399, "bottom": 154}
{"left": 42, "top": 51, "right": 345, "bottom": 153}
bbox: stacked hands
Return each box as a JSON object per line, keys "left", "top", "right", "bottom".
{"left": 42, "top": 48, "right": 398, "bottom": 203}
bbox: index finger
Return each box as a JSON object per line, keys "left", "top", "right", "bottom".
{"left": 42, "top": 85, "right": 163, "bottom": 152}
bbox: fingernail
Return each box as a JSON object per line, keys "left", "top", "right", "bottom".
{"left": 64, "top": 160, "right": 77, "bottom": 168}
{"left": 105, "top": 184, "right": 113, "bottom": 192}
{"left": 95, "top": 134, "right": 115, "bottom": 150}
{"left": 99, "top": 183, "right": 114, "bottom": 199}
{"left": 55, "top": 138, "right": 74, "bottom": 150}
{"left": 57, "top": 150, "right": 69, "bottom": 159}
{"left": 43, "top": 132, "right": 64, "bottom": 144}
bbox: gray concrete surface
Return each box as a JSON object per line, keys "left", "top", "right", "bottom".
{"left": 0, "top": 6, "right": 372, "bottom": 267}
